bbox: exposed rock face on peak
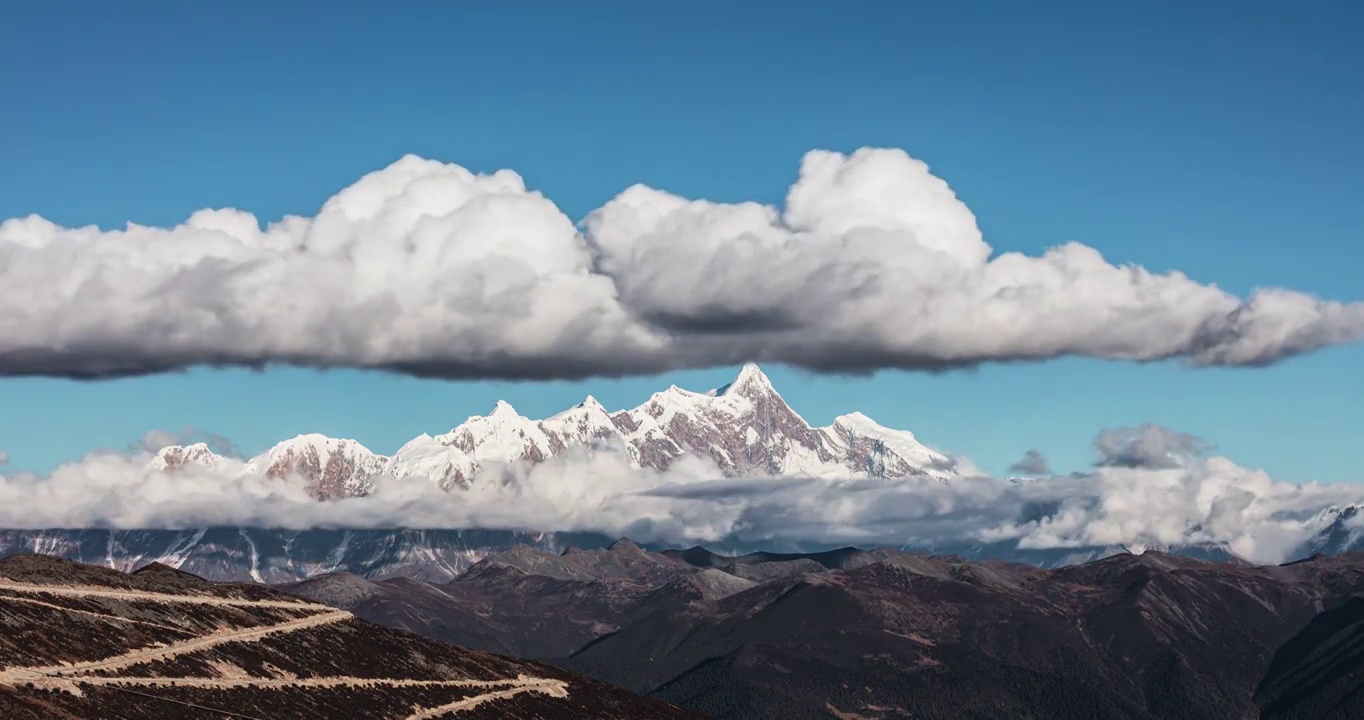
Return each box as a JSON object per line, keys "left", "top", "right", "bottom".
{"left": 148, "top": 442, "right": 239, "bottom": 472}
{"left": 431, "top": 401, "right": 556, "bottom": 467}
{"left": 148, "top": 364, "right": 959, "bottom": 500}
{"left": 244, "top": 434, "right": 388, "bottom": 500}
{"left": 388, "top": 433, "right": 476, "bottom": 490}
{"left": 578, "top": 362, "right": 952, "bottom": 479}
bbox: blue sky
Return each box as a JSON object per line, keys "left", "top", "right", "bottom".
{"left": 0, "top": 1, "right": 1360, "bottom": 481}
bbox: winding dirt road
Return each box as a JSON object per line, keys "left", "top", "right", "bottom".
{"left": 0, "top": 609, "right": 353, "bottom": 684}
{"left": 0, "top": 579, "right": 329, "bottom": 609}
{"left": 0, "top": 579, "right": 570, "bottom": 717}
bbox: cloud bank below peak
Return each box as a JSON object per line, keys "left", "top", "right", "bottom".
{"left": 0, "top": 424, "right": 1360, "bottom": 565}
{"left": 3, "top": 147, "right": 1362, "bottom": 379}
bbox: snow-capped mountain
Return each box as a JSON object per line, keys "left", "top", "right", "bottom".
{"left": 1305, "top": 504, "right": 1364, "bottom": 554}
{"left": 150, "top": 364, "right": 958, "bottom": 498}
{"left": 149, "top": 442, "right": 242, "bottom": 473}
{"left": 10, "top": 365, "right": 1360, "bottom": 585}
{"left": 244, "top": 434, "right": 388, "bottom": 500}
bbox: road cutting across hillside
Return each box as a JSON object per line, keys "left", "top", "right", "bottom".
{"left": 0, "top": 578, "right": 571, "bottom": 716}
{"left": 0, "top": 578, "right": 329, "bottom": 609}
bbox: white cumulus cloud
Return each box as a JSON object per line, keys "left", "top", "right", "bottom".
{"left": 1, "top": 148, "right": 1360, "bottom": 379}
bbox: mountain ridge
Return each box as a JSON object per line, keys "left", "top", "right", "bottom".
{"left": 150, "top": 363, "right": 958, "bottom": 499}
{"left": 275, "top": 541, "right": 1364, "bottom": 719}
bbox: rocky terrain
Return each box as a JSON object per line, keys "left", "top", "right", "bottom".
{"left": 0, "top": 526, "right": 1223, "bottom": 585}
{"left": 280, "top": 543, "right": 1364, "bottom": 719}
{"left": 0, "top": 554, "right": 696, "bottom": 719}
{"left": 0, "top": 528, "right": 598, "bottom": 584}
{"left": 282, "top": 539, "right": 733, "bottom": 660}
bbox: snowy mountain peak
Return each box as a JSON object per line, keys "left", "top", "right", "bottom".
{"left": 641, "top": 385, "right": 709, "bottom": 424}
{"left": 833, "top": 412, "right": 900, "bottom": 434}
{"left": 827, "top": 412, "right": 952, "bottom": 474}
{"left": 153, "top": 365, "right": 960, "bottom": 500}
{"left": 246, "top": 434, "right": 387, "bottom": 500}
{"left": 149, "top": 443, "right": 235, "bottom": 472}
{"left": 260, "top": 433, "right": 379, "bottom": 458}
{"left": 388, "top": 435, "right": 476, "bottom": 491}
{"left": 489, "top": 399, "right": 520, "bottom": 418}
{"left": 436, "top": 400, "right": 553, "bottom": 467}
{"left": 735, "top": 361, "right": 770, "bottom": 383}
{"left": 716, "top": 362, "right": 775, "bottom": 398}
{"left": 560, "top": 395, "right": 607, "bottom": 415}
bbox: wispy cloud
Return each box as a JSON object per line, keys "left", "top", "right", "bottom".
{"left": 137, "top": 427, "right": 241, "bottom": 458}
{"left": 1009, "top": 449, "right": 1052, "bottom": 476}
{"left": 2, "top": 149, "right": 1361, "bottom": 380}
{"left": 1093, "top": 424, "right": 1212, "bottom": 469}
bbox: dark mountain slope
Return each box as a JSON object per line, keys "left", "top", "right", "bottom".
{"left": 1034, "top": 553, "right": 1341, "bottom": 717}
{"left": 562, "top": 552, "right": 1364, "bottom": 719}
{"left": 0, "top": 554, "right": 697, "bottom": 719}
{"left": 566, "top": 561, "right": 1134, "bottom": 718}
{"left": 285, "top": 540, "right": 713, "bottom": 659}
{"left": 1256, "top": 596, "right": 1364, "bottom": 719}
{"left": 651, "top": 642, "right": 1154, "bottom": 720}
{"left": 662, "top": 545, "right": 873, "bottom": 570}
{"left": 273, "top": 540, "right": 1364, "bottom": 719}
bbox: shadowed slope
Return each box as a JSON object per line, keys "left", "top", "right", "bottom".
{"left": 1257, "top": 596, "right": 1364, "bottom": 719}
{"left": 277, "top": 541, "right": 1364, "bottom": 719}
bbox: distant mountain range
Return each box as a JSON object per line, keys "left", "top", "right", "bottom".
{"left": 275, "top": 541, "right": 1364, "bottom": 719}
{"left": 0, "top": 496, "right": 1358, "bottom": 586}
{"left": 4, "top": 363, "right": 1363, "bottom": 583}
{"left": 8, "top": 544, "right": 1364, "bottom": 718}
{"left": 0, "top": 527, "right": 1270, "bottom": 585}
{"left": 149, "top": 363, "right": 959, "bottom": 499}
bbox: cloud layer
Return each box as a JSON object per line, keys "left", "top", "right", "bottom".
{"left": 2, "top": 148, "right": 1362, "bottom": 379}
{"left": 0, "top": 427, "right": 1359, "bottom": 564}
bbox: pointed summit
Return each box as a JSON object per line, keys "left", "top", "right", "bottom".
{"left": 149, "top": 442, "right": 230, "bottom": 472}
{"left": 717, "top": 362, "right": 775, "bottom": 397}
{"left": 549, "top": 394, "right": 615, "bottom": 425}
{"left": 607, "top": 537, "right": 645, "bottom": 554}
{"left": 578, "top": 395, "right": 605, "bottom": 411}
{"left": 734, "top": 362, "right": 771, "bottom": 387}
{"left": 489, "top": 399, "right": 519, "bottom": 418}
